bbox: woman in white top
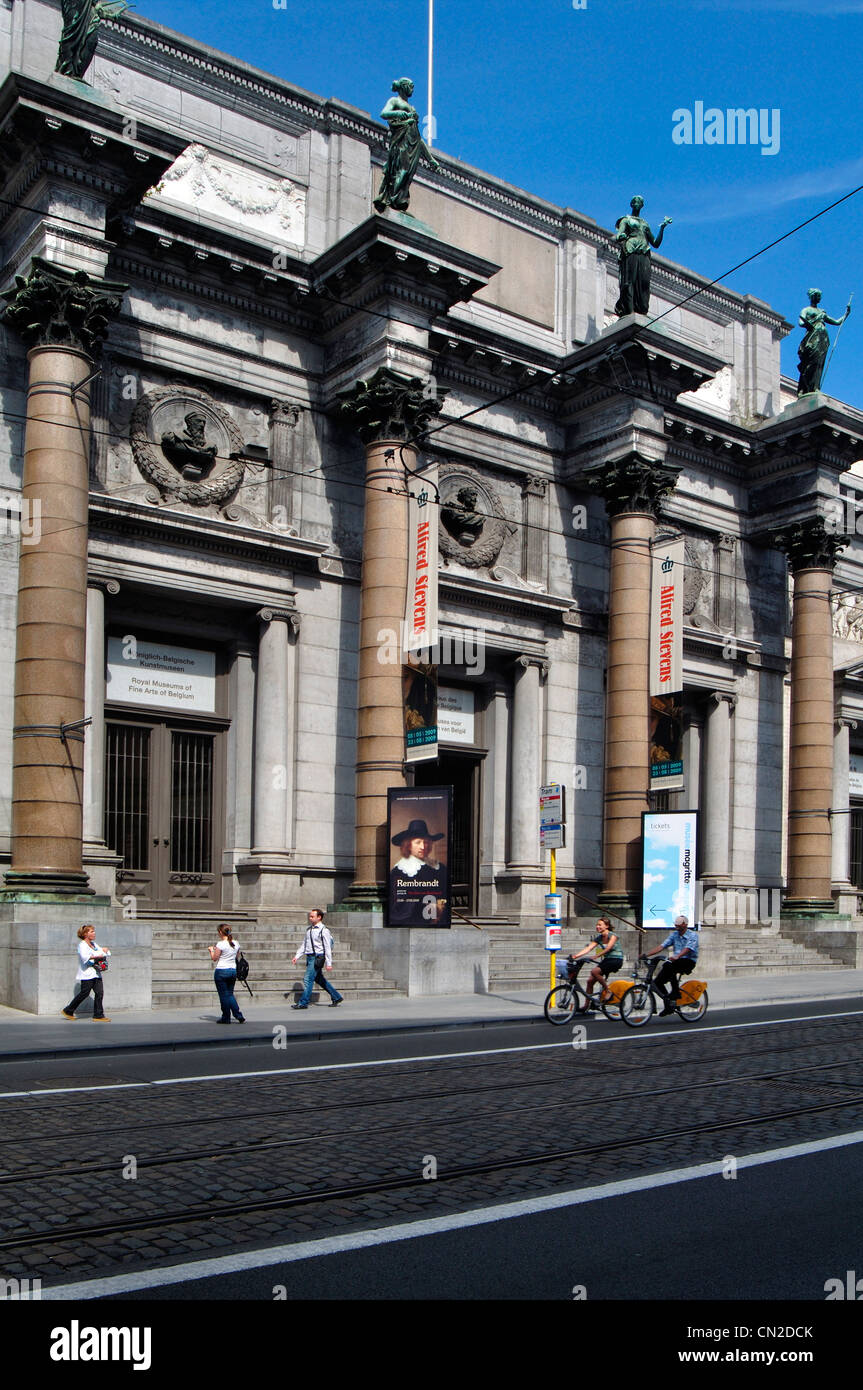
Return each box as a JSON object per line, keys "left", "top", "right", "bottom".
{"left": 62, "top": 924, "right": 111, "bottom": 1021}
{"left": 208, "top": 924, "right": 245, "bottom": 1024}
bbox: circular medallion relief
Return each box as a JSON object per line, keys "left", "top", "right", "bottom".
{"left": 437, "top": 464, "right": 513, "bottom": 569}
{"left": 130, "top": 387, "right": 246, "bottom": 506}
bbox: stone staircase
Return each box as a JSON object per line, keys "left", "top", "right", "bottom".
{"left": 149, "top": 918, "right": 402, "bottom": 1008}
{"left": 485, "top": 922, "right": 847, "bottom": 989}
{"left": 725, "top": 931, "right": 846, "bottom": 974}
{"left": 485, "top": 922, "right": 585, "bottom": 990}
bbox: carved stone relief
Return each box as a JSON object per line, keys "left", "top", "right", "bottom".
{"left": 437, "top": 464, "right": 516, "bottom": 571}
{"left": 683, "top": 536, "right": 720, "bottom": 631}
{"left": 130, "top": 386, "right": 247, "bottom": 509}
{"left": 833, "top": 593, "right": 863, "bottom": 643}
{"left": 148, "top": 144, "right": 305, "bottom": 246}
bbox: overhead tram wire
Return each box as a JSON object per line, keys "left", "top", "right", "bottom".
{"left": 0, "top": 398, "right": 861, "bottom": 608}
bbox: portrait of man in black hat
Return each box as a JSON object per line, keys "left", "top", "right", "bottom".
{"left": 387, "top": 804, "right": 450, "bottom": 926}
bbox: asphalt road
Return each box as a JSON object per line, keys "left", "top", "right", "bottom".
{"left": 1, "top": 999, "right": 862, "bottom": 1324}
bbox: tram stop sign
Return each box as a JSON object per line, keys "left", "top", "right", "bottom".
{"left": 539, "top": 783, "right": 566, "bottom": 850}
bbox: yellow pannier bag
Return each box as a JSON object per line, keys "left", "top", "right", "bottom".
{"left": 678, "top": 978, "right": 707, "bottom": 1005}
{"left": 605, "top": 976, "right": 633, "bottom": 1002}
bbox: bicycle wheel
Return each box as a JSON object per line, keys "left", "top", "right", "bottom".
{"left": 544, "top": 985, "right": 578, "bottom": 1025}
{"left": 676, "top": 988, "right": 708, "bottom": 1023}
{"left": 600, "top": 992, "right": 622, "bottom": 1021}
{"left": 620, "top": 984, "right": 654, "bottom": 1028}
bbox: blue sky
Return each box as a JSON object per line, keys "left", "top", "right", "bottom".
{"left": 136, "top": 1, "right": 862, "bottom": 409}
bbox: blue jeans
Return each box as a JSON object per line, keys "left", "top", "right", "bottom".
{"left": 298, "top": 954, "right": 342, "bottom": 1006}
{"left": 214, "top": 969, "right": 242, "bottom": 1020}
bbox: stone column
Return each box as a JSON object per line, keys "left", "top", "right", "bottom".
{"left": 832, "top": 717, "right": 856, "bottom": 893}
{"left": 581, "top": 456, "right": 680, "bottom": 914}
{"left": 776, "top": 520, "right": 845, "bottom": 911}
{"left": 1, "top": 258, "right": 126, "bottom": 896}
{"left": 702, "top": 693, "right": 736, "bottom": 880}
{"left": 507, "top": 656, "right": 548, "bottom": 869}
{"left": 336, "top": 368, "right": 444, "bottom": 903}
{"left": 83, "top": 577, "right": 120, "bottom": 846}
{"left": 252, "top": 609, "right": 300, "bottom": 855}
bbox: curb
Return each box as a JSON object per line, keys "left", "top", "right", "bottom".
{"left": 0, "top": 991, "right": 860, "bottom": 1065}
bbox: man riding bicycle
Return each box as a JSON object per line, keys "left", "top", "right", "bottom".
{"left": 568, "top": 916, "right": 624, "bottom": 1013}
{"left": 643, "top": 914, "right": 699, "bottom": 1016}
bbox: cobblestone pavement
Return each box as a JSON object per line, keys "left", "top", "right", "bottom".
{"left": 2, "top": 1014, "right": 863, "bottom": 1287}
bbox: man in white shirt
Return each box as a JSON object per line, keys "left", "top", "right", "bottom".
{"left": 291, "top": 908, "right": 344, "bottom": 1009}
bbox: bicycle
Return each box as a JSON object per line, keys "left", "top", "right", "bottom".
{"left": 544, "top": 956, "right": 630, "bottom": 1025}
{"left": 619, "top": 955, "right": 709, "bottom": 1028}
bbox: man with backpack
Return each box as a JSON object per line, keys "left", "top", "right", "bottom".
{"left": 291, "top": 908, "right": 344, "bottom": 1010}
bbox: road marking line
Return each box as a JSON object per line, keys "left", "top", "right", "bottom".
{"left": 1, "top": 1007, "right": 861, "bottom": 1100}
{"left": 42, "top": 1128, "right": 863, "bottom": 1299}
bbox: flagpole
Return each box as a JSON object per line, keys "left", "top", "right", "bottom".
{"left": 427, "top": 0, "right": 434, "bottom": 146}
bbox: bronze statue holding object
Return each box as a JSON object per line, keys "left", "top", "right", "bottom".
{"left": 374, "top": 77, "right": 440, "bottom": 215}
{"left": 614, "top": 195, "right": 672, "bottom": 318}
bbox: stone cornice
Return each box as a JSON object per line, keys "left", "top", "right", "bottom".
{"left": 0, "top": 73, "right": 187, "bottom": 220}
{"left": 88, "top": 494, "right": 330, "bottom": 573}
{"left": 439, "top": 571, "right": 575, "bottom": 622}
{"left": 554, "top": 316, "right": 727, "bottom": 415}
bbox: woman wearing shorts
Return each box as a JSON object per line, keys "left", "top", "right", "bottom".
{"left": 569, "top": 916, "right": 623, "bottom": 1013}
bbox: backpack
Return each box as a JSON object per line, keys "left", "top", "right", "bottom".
{"left": 235, "top": 950, "right": 252, "bottom": 995}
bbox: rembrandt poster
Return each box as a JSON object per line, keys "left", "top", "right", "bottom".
{"left": 386, "top": 786, "right": 452, "bottom": 927}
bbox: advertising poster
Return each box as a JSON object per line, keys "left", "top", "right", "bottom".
{"left": 387, "top": 785, "right": 452, "bottom": 927}
{"left": 403, "top": 659, "right": 438, "bottom": 763}
{"left": 650, "top": 538, "right": 685, "bottom": 791}
{"left": 641, "top": 810, "right": 698, "bottom": 931}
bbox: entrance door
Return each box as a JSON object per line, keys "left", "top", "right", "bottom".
{"left": 414, "top": 753, "right": 480, "bottom": 914}
{"left": 105, "top": 720, "right": 223, "bottom": 910}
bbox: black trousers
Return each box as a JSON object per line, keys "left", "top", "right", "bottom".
{"left": 655, "top": 958, "right": 695, "bottom": 1005}
{"left": 65, "top": 977, "right": 105, "bottom": 1018}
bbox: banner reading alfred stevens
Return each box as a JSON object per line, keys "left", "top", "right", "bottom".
{"left": 387, "top": 786, "right": 452, "bottom": 927}
{"left": 649, "top": 537, "right": 684, "bottom": 791}
{"left": 403, "top": 462, "right": 440, "bottom": 763}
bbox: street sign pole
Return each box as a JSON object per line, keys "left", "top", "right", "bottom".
{"left": 540, "top": 784, "right": 566, "bottom": 990}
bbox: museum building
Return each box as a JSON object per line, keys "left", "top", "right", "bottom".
{"left": 2, "top": 0, "right": 863, "bottom": 1011}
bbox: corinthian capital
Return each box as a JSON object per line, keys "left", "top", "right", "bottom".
{"left": 774, "top": 518, "right": 847, "bottom": 574}
{"left": 337, "top": 367, "right": 445, "bottom": 445}
{"left": 578, "top": 453, "right": 681, "bottom": 519}
{"left": 2, "top": 257, "right": 127, "bottom": 359}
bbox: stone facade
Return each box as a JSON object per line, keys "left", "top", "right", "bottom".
{"left": 2, "top": 2, "right": 863, "bottom": 1011}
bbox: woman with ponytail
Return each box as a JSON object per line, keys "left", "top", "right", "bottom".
{"left": 208, "top": 923, "right": 245, "bottom": 1024}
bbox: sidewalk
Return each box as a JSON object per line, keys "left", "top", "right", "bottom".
{"left": 0, "top": 969, "right": 861, "bottom": 1061}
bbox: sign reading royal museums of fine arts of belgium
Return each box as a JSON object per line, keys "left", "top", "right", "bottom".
{"left": 642, "top": 810, "right": 698, "bottom": 932}
{"left": 387, "top": 786, "right": 452, "bottom": 927}
{"left": 106, "top": 638, "right": 216, "bottom": 712}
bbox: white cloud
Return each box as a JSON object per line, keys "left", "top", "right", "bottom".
{"left": 672, "top": 154, "right": 863, "bottom": 226}
{"left": 643, "top": 873, "right": 666, "bottom": 889}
